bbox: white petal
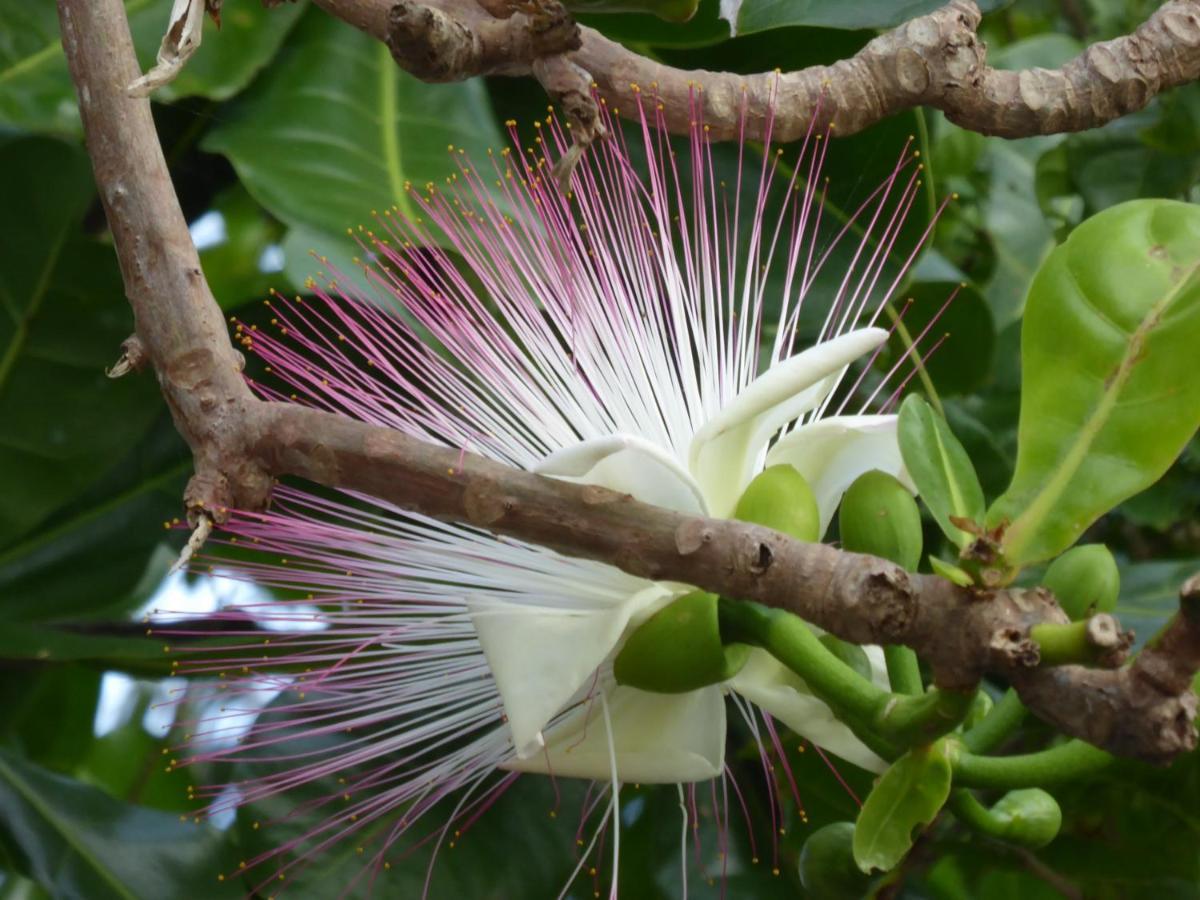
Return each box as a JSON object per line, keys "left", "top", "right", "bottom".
{"left": 688, "top": 329, "right": 888, "bottom": 517}
{"left": 766, "top": 414, "right": 913, "bottom": 538}
{"left": 502, "top": 684, "right": 726, "bottom": 783}
{"left": 728, "top": 649, "right": 887, "bottom": 773}
{"left": 535, "top": 434, "right": 707, "bottom": 515}
{"left": 468, "top": 585, "right": 672, "bottom": 757}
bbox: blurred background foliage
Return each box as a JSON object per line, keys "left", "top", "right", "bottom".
{"left": 1, "top": 0, "right": 1199, "bottom": 897}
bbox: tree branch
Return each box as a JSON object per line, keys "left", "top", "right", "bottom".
{"left": 312, "top": 0, "right": 1200, "bottom": 141}
{"left": 59, "top": 0, "right": 1200, "bottom": 764}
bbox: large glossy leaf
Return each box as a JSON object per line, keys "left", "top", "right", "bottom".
{"left": 885, "top": 281, "right": 995, "bottom": 396}
{"left": 728, "top": 0, "right": 1007, "bottom": 34}
{"left": 1115, "top": 557, "right": 1200, "bottom": 652}
{"left": 0, "top": 138, "right": 164, "bottom": 548}
{"left": 226, "top": 700, "right": 588, "bottom": 898}
{"left": 899, "top": 394, "right": 986, "bottom": 548}
{"left": 0, "top": 414, "right": 188, "bottom": 623}
{"left": 0, "top": 751, "right": 238, "bottom": 900}
{"left": 853, "top": 739, "right": 952, "bottom": 874}
{"left": 0, "top": 666, "right": 101, "bottom": 774}
{"left": 0, "top": 0, "right": 305, "bottom": 136}
{"left": 202, "top": 8, "right": 506, "bottom": 265}
{"left": 988, "top": 200, "right": 1200, "bottom": 566}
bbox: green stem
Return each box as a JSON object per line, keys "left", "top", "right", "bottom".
{"left": 947, "top": 789, "right": 1009, "bottom": 839}
{"left": 719, "top": 599, "right": 968, "bottom": 754}
{"left": 951, "top": 739, "right": 1113, "bottom": 789}
{"left": 962, "top": 689, "right": 1027, "bottom": 754}
{"left": 884, "top": 300, "right": 944, "bottom": 417}
{"left": 1030, "top": 620, "right": 1106, "bottom": 666}
{"left": 877, "top": 687, "right": 975, "bottom": 746}
{"left": 884, "top": 645, "right": 923, "bottom": 695}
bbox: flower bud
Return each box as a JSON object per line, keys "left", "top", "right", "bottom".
{"left": 734, "top": 464, "right": 820, "bottom": 542}
{"left": 1041, "top": 543, "right": 1119, "bottom": 620}
{"left": 838, "top": 470, "right": 923, "bottom": 572}
{"left": 612, "top": 591, "right": 748, "bottom": 693}
{"left": 987, "top": 789, "right": 1063, "bottom": 848}
{"left": 799, "top": 822, "right": 874, "bottom": 900}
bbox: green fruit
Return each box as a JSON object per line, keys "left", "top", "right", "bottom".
{"left": 838, "top": 470, "right": 923, "bottom": 572}
{"left": 612, "top": 591, "right": 748, "bottom": 693}
{"left": 799, "top": 822, "right": 873, "bottom": 900}
{"left": 734, "top": 464, "right": 821, "bottom": 542}
{"left": 1041, "top": 543, "right": 1120, "bottom": 620}
{"left": 988, "top": 789, "right": 1063, "bottom": 848}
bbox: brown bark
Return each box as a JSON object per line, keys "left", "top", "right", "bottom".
{"left": 315, "top": 0, "right": 1200, "bottom": 141}
{"left": 58, "top": 0, "right": 1200, "bottom": 764}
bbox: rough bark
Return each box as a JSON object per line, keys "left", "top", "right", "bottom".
{"left": 313, "top": 0, "right": 1200, "bottom": 141}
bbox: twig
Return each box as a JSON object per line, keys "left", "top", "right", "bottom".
{"left": 57, "top": 0, "right": 1200, "bottom": 764}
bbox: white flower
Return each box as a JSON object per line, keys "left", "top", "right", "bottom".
{"left": 179, "top": 98, "right": 938, "bottom": 887}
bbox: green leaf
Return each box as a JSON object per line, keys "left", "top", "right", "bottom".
{"left": 0, "top": 415, "right": 188, "bottom": 623}
{"left": 565, "top": 0, "right": 698, "bottom": 22}
{"left": 987, "top": 199, "right": 1200, "bottom": 566}
{"left": 929, "top": 556, "right": 973, "bottom": 587}
{"left": 886, "top": 281, "right": 995, "bottom": 396}
{"left": 0, "top": 750, "right": 238, "bottom": 900}
{"left": 853, "top": 739, "right": 953, "bottom": 873}
{"left": 202, "top": 8, "right": 506, "bottom": 263}
{"left": 729, "top": 0, "right": 1006, "bottom": 33}
{"left": 898, "top": 394, "right": 986, "bottom": 547}
{"left": 0, "top": 0, "right": 305, "bottom": 136}
{"left": 0, "top": 622, "right": 171, "bottom": 676}
{"left": 0, "top": 666, "right": 101, "bottom": 774}
{"left": 0, "top": 138, "right": 164, "bottom": 548}
{"left": 1116, "top": 557, "right": 1200, "bottom": 652}
{"left": 197, "top": 186, "right": 290, "bottom": 310}
{"left": 229, "top": 700, "right": 587, "bottom": 898}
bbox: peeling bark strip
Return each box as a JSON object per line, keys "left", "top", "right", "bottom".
{"left": 59, "top": 0, "right": 1200, "bottom": 763}
{"left": 317, "top": 0, "right": 1200, "bottom": 141}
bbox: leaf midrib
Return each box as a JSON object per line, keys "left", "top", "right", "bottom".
{"left": 1005, "top": 261, "right": 1200, "bottom": 561}
{"left": 0, "top": 0, "right": 156, "bottom": 87}
{"left": 0, "top": 755, "right": 138, "bottom": 900}
{"left": 377, "top": 42, "right": 414, "bottom": 220}
{"left": 0, "top": 224, "right": 71, "bottom": 395}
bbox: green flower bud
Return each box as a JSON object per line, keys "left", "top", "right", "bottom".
{"left": 799, "top": 822, "right": 874, "bottom": 900}
{"left": 988, "top": 789, "right": 1063, "bottom": 848}
{"left": 612, "top": 591, "right": 748, "bottom": 693}
{"left": 1041, "top": 543, "right": 1120, "bottom": 621}
{"left": 734, "top": 464, "right": 820, "bottom": 542}
{"left": 838, "top": 470, "right": 923, "bottom": 572}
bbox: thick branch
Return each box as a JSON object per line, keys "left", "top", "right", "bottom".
{"left": 315, "top": 0, "right": 1200, "bottom": 140}
{"left": 252, "top": 402, "right": 1198, "bottom": 762}
{"left": 58, "top": 0, "right": 271, "bottom": 521}
{"left": 61, "top": 0, "right": 1200, "bottom": 764}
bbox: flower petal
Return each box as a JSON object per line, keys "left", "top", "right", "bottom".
{"left": 728, "top": 649, "right": 887, "bottom": 773}
{"left": 468, "top": 584, "right": 672, "bottom": 757}
{"left": 688, "top": 328, "right": 888, "bottom": 517}
{"left": 502, "top": 684, "right": 726, "bottom": 783}
{"left": 766, "top": 414, "right": 912, "bottom": 537}
{"left": 535, "top": 434, "right": 707, "bottom": 515}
